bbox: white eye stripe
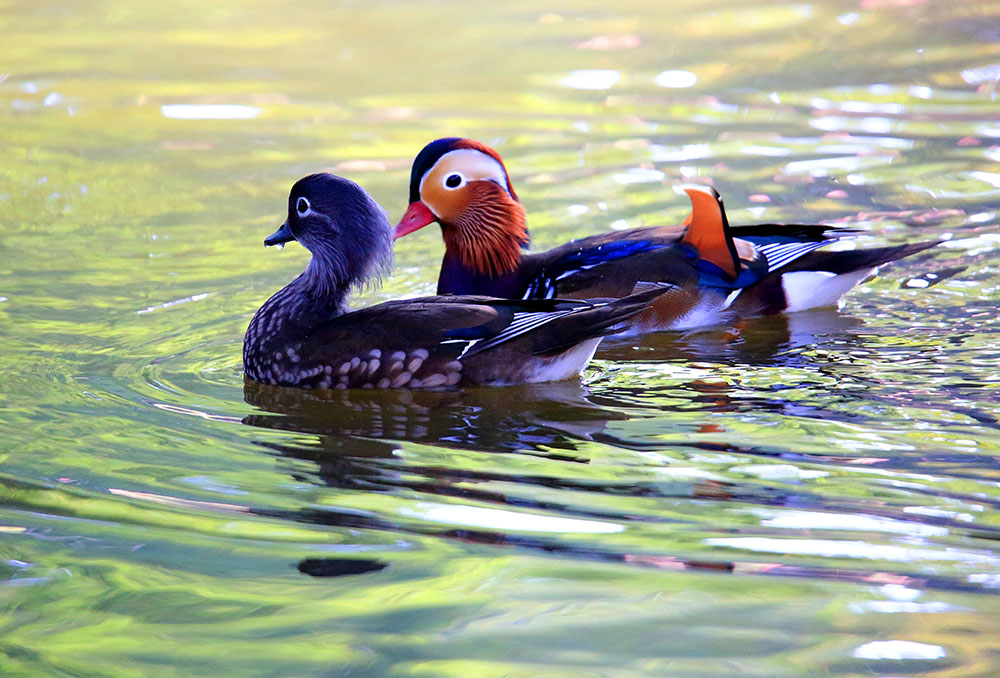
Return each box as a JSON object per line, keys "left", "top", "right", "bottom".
{"left": 418, "top": 148, "right": 509, "bottom": 199}
{"left": 296, "top": 197, "right": 312, "bottom": 215}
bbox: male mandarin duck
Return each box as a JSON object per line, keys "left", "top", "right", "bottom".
{"left": 394, "top": 137, "right": 939, "bottom": 333}
{"left": 243, "top": 173, "right": 666, "bottom": 389}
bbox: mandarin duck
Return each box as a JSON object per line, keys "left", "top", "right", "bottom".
{"left": 243, "top": 173, "right": 666, "bottom": 389}
{"left": 394, "top": 138, "right": 939, "bottom": 333}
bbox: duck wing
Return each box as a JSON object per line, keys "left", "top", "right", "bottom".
{"left": 272, "top": 290, "right": 665, "bottom": 389}
{"left": 521, "top": 227, "right": 691, "bottom": 300}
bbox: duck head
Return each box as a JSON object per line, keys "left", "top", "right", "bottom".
{"left": 266, "top": 173, "right": 393, "bottom": 292}
{"left": 395, "top": 138, "right": 529, "bottom": 278}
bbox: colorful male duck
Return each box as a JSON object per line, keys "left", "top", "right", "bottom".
{"left": 394, "top": 138, "right": 938, "bottom": 333}
{"left": 243, "top": 173, "right": 665, "bottom": 389}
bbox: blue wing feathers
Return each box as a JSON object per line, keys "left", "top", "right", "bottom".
{"left": 557, "top": 239, "right": 667, "bottom": 268}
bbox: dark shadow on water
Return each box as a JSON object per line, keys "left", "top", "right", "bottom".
{"left": 242, "top": 371, "right": 1000, "bottom": 538}
{"left": 297, "top": 558, "right": 388, "bottom": 577}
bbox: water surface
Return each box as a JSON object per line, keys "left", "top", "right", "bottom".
{"left": 2, "top": 0, "right": 1000, "bottom": 676}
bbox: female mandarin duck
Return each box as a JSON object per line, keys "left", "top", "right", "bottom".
{"left": 243, "top": 173, "right": 665, "bottom": 389}
{"left": 394, "top": 138, "right": 939, "bottom": 333}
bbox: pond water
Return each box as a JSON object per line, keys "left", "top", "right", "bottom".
{"left": 2, "top": 0, "right": 1000, "bottom": 675}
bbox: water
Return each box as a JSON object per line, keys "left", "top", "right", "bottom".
{"left": 2, "top": 0, "right": 1000, "bottom": 675}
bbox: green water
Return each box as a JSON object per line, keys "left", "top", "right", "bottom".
{"left": 2, "top": 0, "right": 1000, "bottom": 675}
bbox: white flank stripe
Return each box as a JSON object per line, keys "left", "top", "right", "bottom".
{"left": 556, "top": 268, "right": 580, "bottom": 280}
{"left": 759, "top": 241, "right": 830, "bottom": 272}
{"left": 465, "top": 309, "right": 577, "bottom": 355}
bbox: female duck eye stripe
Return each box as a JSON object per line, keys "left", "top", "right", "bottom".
{"left": 297, "top": 197, "right": 310, "bottom": 214}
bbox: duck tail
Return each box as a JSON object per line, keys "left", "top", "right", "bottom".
{"left": 768, "top": 239, "right": 942, "bottom": 313}
{"left": 781, "top": 239, "right": 941, "bottom": 275}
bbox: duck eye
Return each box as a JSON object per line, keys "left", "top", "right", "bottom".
{"left": 296, "top": 197, "right": 310, "bottom": 214}
{"left": 444, "top": 173, "right": 464, "bottom": 189}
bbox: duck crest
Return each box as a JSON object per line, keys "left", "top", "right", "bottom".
{"left": 444, "top": 181, "right": 528, "bottom": 278}
{"left": 450, "top": 139, "right": 519, "bottom": 201}
{"left": 680, "top": 187, "right": 741, "bottom": 279}
{"left": 409, "top": 138, "right": 519, "bottom": 203}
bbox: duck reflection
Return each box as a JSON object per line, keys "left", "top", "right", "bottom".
{"left": 240, "top": 308, "right": 990, "bottom": 593}
{"left": 242, "top": 307, "right": 866, "bottom": 489}
{"left": 244, "top": 378, "right": 629, "bottom": 449}
{"left": 597, "top": 307, "right": 863, "bottom": 365}
{"left": 243, "top": 379, "right": 634, "bottom": 488}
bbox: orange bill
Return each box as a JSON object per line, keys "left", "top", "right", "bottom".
{"left": 394, "top": 201, "right": 437, "bottom": 240}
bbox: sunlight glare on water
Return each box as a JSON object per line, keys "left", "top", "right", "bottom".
{"left": 1, "top": 0, "right": 1000, "bottom": 676}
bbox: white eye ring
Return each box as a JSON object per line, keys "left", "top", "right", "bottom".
{"left": 296, "top": 197, "right": 311, "bottom": 215}
{"left": 443, "top": 172, "right": 467, "bottom": 190}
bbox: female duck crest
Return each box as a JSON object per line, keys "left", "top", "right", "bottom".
{"left": 443, "top": 180, "right": 528, "bottom": 278}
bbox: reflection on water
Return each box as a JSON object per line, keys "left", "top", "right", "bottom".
{"left": 242, "top": 309, "right": 862, "bottom": 476}
{"left": 244, "top": 378, "right": 624, "bottom": 458}
{"left": 598, "top": 307, "right": 866, "bottom": 365}
{"left": 2, "top": 0, "right": 1000, "bottom": 675}
{"left": 240, "top": 302, "right": 1000, "bottom": 601}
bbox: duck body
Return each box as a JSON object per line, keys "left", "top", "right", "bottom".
{"left": 243, "top": 173, "right": 664, "bottom": 389}
{"left": 486, "top": 221, "right": 932, "bottom": 334}
{"left": 395, "top": 138, "right": 939, "bottom": 333}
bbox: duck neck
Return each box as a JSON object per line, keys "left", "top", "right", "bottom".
{"left": 245, "top": 252, "right": 352, "bottom": 353}
{"left": 440, "top": 183, "right": 529, "bottom": 280}
{"left": 437, "top": 250, "right": 527, "bottom": 298}
{"left": 300, "top": 247, "right": 353, "bottom": 312}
